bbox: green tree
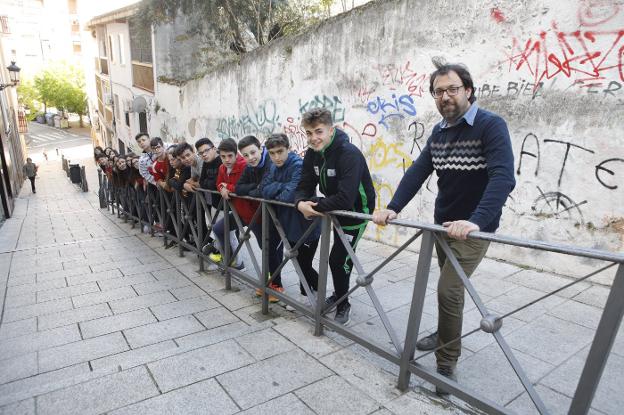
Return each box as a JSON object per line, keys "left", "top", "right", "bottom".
{"left": 137, "top": 0, "right": 334, "bottom": 54}
{"left": 33, "top": 68, "right": 60, "bottom": 113}
{"left": 16, "top": 79, "right": 42, "bottom": 120}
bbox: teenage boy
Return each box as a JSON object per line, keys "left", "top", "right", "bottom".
{"left": 235, "top": 135, "right": 284, "bottom": 300}
{"left": 261, "top": 133, "right": 321, "bottom": 303}
{"left": 148, "top": 137, "right": 170, "bottom": 189}
{"left": 294, "top": 108, "right": 376, "bottom": 325}
{"left": 196, "top": 138, "right": 223, "bottom": 256}
{"left": 211, "top": 138, "right": 253, "bottom": 269}
{"left": 136, "top": 132, "right": 155, "bottom": 233}
{"left": 372, "top": 63, "right": 515, "bottom": 393}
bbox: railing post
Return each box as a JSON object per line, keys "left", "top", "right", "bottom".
{"left": 223, "top": 200, "right": 232, "bottom": 290}
{"left": 397, "top": 230, "right": 435, "bottom": 390}
{"left": 569, "top": 264, "right": 624, "bottom": 415}
{"left": 314, "top": 215, "right": 332, "bottom": 336}
{"left": 197, "top": 193, "right": 204, "bottom": 268}
{"left": 177, "top": 192, "right": 184, "bottom": 258}
{"left": 160, "top": 189, "right": 167, "bottom": 247}
{"left": 261, "top": 202, "right": 270, "bottom": 314}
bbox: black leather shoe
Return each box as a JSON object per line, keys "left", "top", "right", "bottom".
{"left": 416, "top": 331, "right": 438, "bottom": 351}
{"left": 435, "top": 365, "right": 456, "bottom": 396}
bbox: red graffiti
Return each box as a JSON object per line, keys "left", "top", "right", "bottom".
{"left": 505, "top": 16, "right": 624, "bottom": 88}
{"left": 373, "top": 61, "right": 428, "bottom": 97}
{"left": 491, "top": 7, "right": 506, "bottom": 24}
{"left": 282, "top": 116, "right": 308, "bottom": 157}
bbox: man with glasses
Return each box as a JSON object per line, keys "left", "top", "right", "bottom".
{"left": 372, "top": 63, "right": 515, "bottom": 395}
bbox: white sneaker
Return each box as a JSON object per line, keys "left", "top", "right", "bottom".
{"left": 142, "top": 225, "right": 150, "bottom": 233}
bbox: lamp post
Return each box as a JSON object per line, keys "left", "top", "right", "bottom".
{"left": 0, "top": 61, "right": 20, "bottom": 91}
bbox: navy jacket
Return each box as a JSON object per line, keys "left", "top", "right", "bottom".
{"left": 235, "top": 148, "right": 272, "bottom": 198}
{"left": 387, "top": 107, "right": 515, "bottom": 232}
{"left": 261, "top": 152, "right": 321, "bottom": 243}
{"left": 294, "top": 128, "right": 375, "bottom": 227}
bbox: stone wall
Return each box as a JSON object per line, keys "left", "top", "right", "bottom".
{"left": 149, "top": 0, "right": 624, "bottom": 280}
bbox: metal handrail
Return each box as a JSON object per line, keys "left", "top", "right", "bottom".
{"left": 97, "top": 171, "right": 623, "bottom": 415}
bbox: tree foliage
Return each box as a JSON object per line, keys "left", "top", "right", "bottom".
{"left": 137, "top": 0, "right": 335, "bottom": 54}
{"left": 22, "top": 62, "right": 88, "bottom": 125}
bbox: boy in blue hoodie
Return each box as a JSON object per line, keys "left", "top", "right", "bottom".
{"left": 261, "top": 134, "right": 321, "bottom": 301}
{"left": 235, "top": 135, "right": 284, "bottom": 301}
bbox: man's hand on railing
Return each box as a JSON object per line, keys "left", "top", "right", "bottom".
{"left": 297, "top": 201, "right": 324, "bottom": 219}
{"left": 443, "top": 220, "right": 480, "bottom": 240}
{"left": 372, "top": 209, "right": 398, "bottom": 226}
{"left": 219, "top": 183, "right": 231, "bottom": 200}
{"left": 183, "top": 180, "right": 198, "bottom": 193}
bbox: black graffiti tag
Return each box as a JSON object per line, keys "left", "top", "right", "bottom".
{"left": 595, "top": 158, "right": 624, "bottom": 190}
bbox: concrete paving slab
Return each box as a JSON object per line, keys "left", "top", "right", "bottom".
{"left": 109, "top": 378, "right": 239, "bottom": 415}
{"left": 72, "top": 285, "right": 136, "bottom": 308}
{"left": 89, "top": 340, "right": 180, "bottom": 372}
{"left": 0, "top": 399, "right": 35, "bottom": 415}
{"left": 0, "top": 324, "right": 81, "bottom": 360}
{"left": 109, "top": 291, "right": 177, "bottom": 314}
{"left": 235, "top": 328, "right": 297, "bottom": 360}
{"left": 124, "top": 315, "right": 204, "bottom": 348}
{"left": 295, "top": 375, "right": 381, "bottom": 414}
{"left": 79, "top": 308, "right": 157, "bottom": 338}
{"left": 238, "top": 393, "right": 314, "bottom": 415}
{"left": 36, "top": 366, "right": 159, "bottom": 415}
{"left": 217, "top": 348, "right": 332, "bottom": 409}
{"left": 0, "top": 352, "right": 38, "bottom": 384}
{"left": 148, "top": 339, "right": 255, "bottom": 392}
{"left": 0, "top": 318, "right": 37, "bottom": 341}
{"left": 273, "top": 318, "right": 344, "bottom": 358}
{"left": 36, "top": 282, "right": 100, "bottom": 303}
{"left": 38, "top": 302, "right": 112, "bottom": 330}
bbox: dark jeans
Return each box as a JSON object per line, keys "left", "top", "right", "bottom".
{"left": 213, "top": 215, "right": 283, "bottom": 285}
{"left": 329, "top": 224, "right": 367, "bottom": 306}
{"left": 28, "top": 176, "right": 36, "bottom": 192}
{"left": 290, "top": 239, "right": 319, "bottom": 295}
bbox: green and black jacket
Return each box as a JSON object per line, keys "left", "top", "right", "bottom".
{"left": 294, "top": 128, "right": 376, "bottom": 228}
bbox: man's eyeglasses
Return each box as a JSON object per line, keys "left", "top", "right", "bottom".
{"left": 198, "top": 147, "right": 214, "bottom": 155}
{"left": 431, "top": 85, "right": 464, "bottom": 99}
{"left": 151, "top": 145, "right": 162, "bottom": 150}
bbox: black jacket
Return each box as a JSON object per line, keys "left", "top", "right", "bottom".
{"left": 294, "top": 128, "right": 375, "bottom": 227}
{"left": 235, "top": 148, "right": 272, "bottom": 198}
{"left": 199, "top": 157, "right": 222, "bottom": 207}
{"left": 167, "top": 165, "right": 191, "bottom": 193}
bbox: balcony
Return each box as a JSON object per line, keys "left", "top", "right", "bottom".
{"left": 132, "top": 61, "right": 154, "bottom": 92}
{"left": 104, "top": 107, "right": 113, "bottom": 125}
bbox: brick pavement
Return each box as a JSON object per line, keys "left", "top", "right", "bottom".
{"left": 0, "top": 153, "right": 622, "bottom": 414}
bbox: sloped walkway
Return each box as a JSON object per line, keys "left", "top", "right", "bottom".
{"left": 0, "top": 154, "right": 621, "bottom": 415}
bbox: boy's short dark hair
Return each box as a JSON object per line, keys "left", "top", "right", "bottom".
{"left": 195, "top": 137, "right": 214, "bottom": 150}
{"left": 237, "top": 135, "right": 261, "bottom": 151}
{"left": 174, "top": 142, "right": 193, "bottom": 157}
{"left": 167, "top": 145, "right": 178, "bottom": 154}
{"left": 218, "top": 138, "right": 238, "bottom": 154}
{"left": 265, "top": 133, "right": 290, "bottom": 150}
{"left": 301, "top": 108, "right": 333, "bottom": 128}
{"left": 429, "top": 62, "right": 477, "bottom": 104}
{"left": 135, "top": 133, "right": 149, "bottom": 141}
{"left": 150, "top": 137, "right": 164, "bottom": 147}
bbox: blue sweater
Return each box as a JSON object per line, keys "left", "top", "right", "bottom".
{"left": 261, "top": 152, "right": 321, "bottom": 243}
{"left": 387, "top": 106, "right": 515, "bottom": 232}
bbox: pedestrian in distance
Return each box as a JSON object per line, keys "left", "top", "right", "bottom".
{"left": 294, "top": 108, "right": 376, "bottom": 326}
{"left": 372, "top": 62, "right": 516, "bottom": 396}
{"left": 22, "top": 157, "right": 38, "bottom": 194}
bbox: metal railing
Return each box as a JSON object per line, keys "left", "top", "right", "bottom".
{"left": 62, "top": 156, "right": 88, "bottom": 192}
{"left": 98, "top": 171, "right": 624, "bottom": 415}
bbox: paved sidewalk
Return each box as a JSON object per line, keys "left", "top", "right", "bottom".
{"left": 0, "top": 156, "right": 622, "bottom": 414}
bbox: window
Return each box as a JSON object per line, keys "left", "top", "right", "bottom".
{"left": 117, "top": 34, "right": 125, "bottom": 65}
{"left": 129, "top": 19, "right": 152, "bottom": 63}
{"left": 108, "top": 35, "right": 114, "bottom": 63}
{"left": 125, "top": 112, "right": 130, "bottom": 127}
{"left": 72, "top": 41, "right": 81, "bottom": 54}
{"left": 138, "top": 111, "right": 147, "bottom": 133}
{"left": 71, "top": 19, "right": 80, "bottom": 33}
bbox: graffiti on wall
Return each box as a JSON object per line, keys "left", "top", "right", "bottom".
{"left": 503, "top": 3, "right": 624, "bottom": 89}
{"left": 366, "top": 93, "right": 417, "bottom": 130}
{"left": 216, "top": 100, "right": 280, "bottom": 140}
{"left": 298, "top": 95, "right": 346, "bottom": 122}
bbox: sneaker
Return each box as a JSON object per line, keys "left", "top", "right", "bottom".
{"left": 335, "top": 302, "right": 351, "bottom": 325}
{"left": 325, "top": 294, "right": 338, "bottom": 308}
{"left": 416, "top": 331, "right": 438, "bottom": 351}
{"left": 201, "top": 243, "right": 214, "bottom": 255}
{"left": 435, "top": 365, "right": 457, "bottom": 396}
{"left": 231, "top": 261, "right": 245, "bottom": 270}
{"left": 268, "top": 283, "right": 283, "bottom": 303}
{"left": 142, "top": 225, "right": 150, "bottom": 234}
{"left": 208, "top": 252, "right": 222, "bottom": 263}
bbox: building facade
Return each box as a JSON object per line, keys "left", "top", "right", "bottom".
{"left": 87, "top": 5, "right": 155, "bottom": 154}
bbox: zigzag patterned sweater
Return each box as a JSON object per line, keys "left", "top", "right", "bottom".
{"left": 387, "top": 108, "right": 515, "bottom": 233}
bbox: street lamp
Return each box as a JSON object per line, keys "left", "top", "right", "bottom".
{"left": 0, "top": 61, "right": 20, "bottom": 91}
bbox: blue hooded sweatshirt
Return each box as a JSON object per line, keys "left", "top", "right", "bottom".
{"left": 261, "top": 152, "right": 321, "bottom": 244}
